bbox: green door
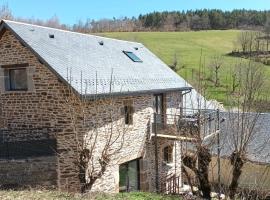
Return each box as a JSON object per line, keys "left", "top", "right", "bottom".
{"left": 119, "top": 159, "right": 140, "bottom": 192}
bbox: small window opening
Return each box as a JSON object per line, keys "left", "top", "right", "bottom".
{"left": 163, "top": 146, "right": 173, "bottom": 163}
{"left": 124, "top": 105, "right": 134, "bottom": 125}
{"left": 38, "top": 59, "right": 44, "bottom": 65}
{"left": 123, "top": 51, "right": 142, "bottom": 62}
{"left": 49, "top": 34, "right": 54, "bottom": 39}
{"left": 121, "top": 101, "right": 134, "bottom": 125}
{"left": 4, "top": 68, "right": 28, "bottom": 91}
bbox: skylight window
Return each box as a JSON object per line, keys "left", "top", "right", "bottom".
{"left": 123, "top": 51, "right": 142, "bottom": 62}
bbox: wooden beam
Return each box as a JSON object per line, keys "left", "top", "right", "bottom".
{"left": 1, "top": 63, "right": 29, "bottom": 69}
{"left": 151, "top": 133, "right": 196, "bottom": 142}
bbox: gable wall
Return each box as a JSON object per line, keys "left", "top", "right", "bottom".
{"left": 0, "top": 29, "right": 78, "bottom": 190}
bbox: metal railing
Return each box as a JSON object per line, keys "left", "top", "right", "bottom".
{"left": 152, "top": 109, "right": 219, "bottom": 138}
{"left": 161, "top": 173, "right": 182, "bottom": 194}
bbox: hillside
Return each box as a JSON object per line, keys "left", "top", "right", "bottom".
{"left": 100, "top": 30, "right": 270, "bottom": 106}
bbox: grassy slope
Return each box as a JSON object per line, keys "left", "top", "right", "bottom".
{"left": 99, "top": 31, "right": 270, "bottom": 105}
{"left": 0, "top": 191, "right": 182, "bottom": 200}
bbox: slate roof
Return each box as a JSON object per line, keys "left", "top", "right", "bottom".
{"left": 0, "top": 20, "right": 192, "bottom": 97}
{"left": 218, "top": 112, "right": 270, "bottom": 164}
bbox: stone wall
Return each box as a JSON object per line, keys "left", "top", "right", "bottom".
{"left": 82, "top": 92, "right": 183, "bottom": 193}
{"left": 141, "top": 92, "right": 183, "bottom": 192}
{"left": 0, "top": 29, "right": 79, "bottom": 191}
{"left": 0, "top": 156, "right": 57, "bottom": 189}
{"left": 0, "top": 28, "right": 183, "bottom": 193}
{"left": 210, "top": 157, "right": 270, "bottom": 191}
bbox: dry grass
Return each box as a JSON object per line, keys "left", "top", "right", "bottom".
{"left": 0, "top": 190, "right": 182, "bottom": 200}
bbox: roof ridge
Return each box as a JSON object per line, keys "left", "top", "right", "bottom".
{"left": 2, "top": 19, "right": 143, "bottom": 46}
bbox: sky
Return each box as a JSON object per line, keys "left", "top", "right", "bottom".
{"left": 1, "top": 0, "right": 270, "bottom": 25}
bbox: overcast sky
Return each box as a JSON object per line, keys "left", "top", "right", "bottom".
{"left": 1, "top": 0, "right": 270, "bottom": 25}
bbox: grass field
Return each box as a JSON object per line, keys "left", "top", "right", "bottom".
{"left": 100, "top": 31, "right": 270, "bottom": 106}
{"left": 0, "top": 191, "right": 182, "bottom": 200}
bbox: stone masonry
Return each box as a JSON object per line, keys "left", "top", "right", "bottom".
{"left": 0, "top": 29, "right": 183, "bottom": 193}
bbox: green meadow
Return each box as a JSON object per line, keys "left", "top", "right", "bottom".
{"left": 100, "top": 31, "right": 270, "bottom": 106}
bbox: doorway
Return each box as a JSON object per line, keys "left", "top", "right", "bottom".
{"left": 119, "top": 158, "right": 140, "bottom": 192}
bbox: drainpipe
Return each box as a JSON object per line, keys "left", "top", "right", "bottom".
{"left": 179, "top": 88, "right": 192, "bottom": 188}
{"left": 154, "top": 113, "right": 159, "bottom": 192}
{"left": 217, "top": 109, "right": 221, "bottom": 200}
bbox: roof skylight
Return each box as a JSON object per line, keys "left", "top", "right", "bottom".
{"left": 123, "top": 51, "right": 142, "bottom": 62}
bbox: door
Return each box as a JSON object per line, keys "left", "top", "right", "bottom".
{"left": 119, "top": 159, "right": 140, "bottom": 192}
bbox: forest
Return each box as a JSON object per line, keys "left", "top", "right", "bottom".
{"left": 1, "top": 4, "right": 270, "bottom": 32}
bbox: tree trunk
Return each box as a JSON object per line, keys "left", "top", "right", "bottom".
{"left": 197, "top": 146, "right": 212, "bottom": 199}
{"left": 183, "top": 147, "right": 212, "bottom": 199}
{"left": 182, "top": 166, "right": 195, "bottom": 195}
{"left": 229, "top": 151, "right": 244, "bottom": 199}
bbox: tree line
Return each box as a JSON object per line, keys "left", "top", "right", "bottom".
{"left": 1, "top": 4, "right": 270, "bottom": 32}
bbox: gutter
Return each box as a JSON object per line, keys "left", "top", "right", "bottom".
{"left": 84, "top": 86, "right": 193, "bottom": 100}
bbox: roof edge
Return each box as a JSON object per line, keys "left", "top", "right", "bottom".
{"left": 2, "top": 19, "right": 143, "bottom": 46}
{"left": 85, "top": 87, "right": 193, "bottom": 99}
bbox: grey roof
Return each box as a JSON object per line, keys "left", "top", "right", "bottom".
{"left": 218, "top": 112, "right": 270, "bottom": 164}
{"left": 0, "top": 20, "right": 191, "bottom": 96}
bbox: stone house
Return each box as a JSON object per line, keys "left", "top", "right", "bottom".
{"left": 210, "top": 112, "right": 270, "bottom": 192}
{"left": 0, "top": 20, "right": 196, "bottom": 193}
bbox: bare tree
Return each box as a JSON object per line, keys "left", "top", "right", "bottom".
{"left": 61, "top": 72, "right": 127, "bottom": 193}
{"left": 181, "top": 56, "right": 220, "bottom": 199}
{"left": 225, "top": 61, "right": 266, "bottom": 199}
{"left": 237, "top": 31, "right": 250, "bottom": 53}
{"left": 208, "top": 55, "right": 223, "bottom": 87}
{"left": 230, "top": 62, "right": 243, "bottom": 94}
{"left": 45, "top": 15, "right": 62, "bottom": 29}
{"left": 236, "top": 31, "right": 257, "bottom": 54}
{"left": 254, "top": 31, "right": 263, "bottom": 52}
{"left": 264, "top": 16, "right": 270, "bottom": 52}
{"left": 169, "top": 52, "right": 178, "bottom": 72}
{"left": 0, "top": 3, "right": 13, "bottom": 20}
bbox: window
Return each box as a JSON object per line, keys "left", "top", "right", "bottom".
{"left": 121, "top": 100, "right": 134, "bottom": 125}
{"left": 163, "top": 146, "right": 173, "bottom": 163}
{"left": 154, "top": 94, "right": 164, "bottom": 115}
{"left": 119, "top": 158, "right": 141, "bottom": 192}
{"left": 154, "top": 94, "right": 165, "bottom": 123}
{"left": 124, "top": 105, "right": 134, "bottom": 125}
{"left": 123, "top": 51, "right": 142, "bottom": 62}
{"left": 4, "top": 68, "right": 28, "bottom": 91}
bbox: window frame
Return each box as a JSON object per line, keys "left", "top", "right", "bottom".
{"left": 154, "top": 94, "right": 164, "bottom": 115}
{"left": 124, "top": 105, "right": 133, "bottom": 125}
{"left": 163, "top": 145, "right": 173, "bottom": 163}
{"left": 123, "top": 51, "right": 143, "bottom": 62}
{"left": 2, "top": 63, "right": 29, "bottom": 92}
{"left": 6, "top": 68, "right": 28, "bottom": 91}
{"left": 154, "top": 93, "right": 166, "bottom": 124}
{"left": 122, "top": 100, "right": 134, "bottom": 125}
